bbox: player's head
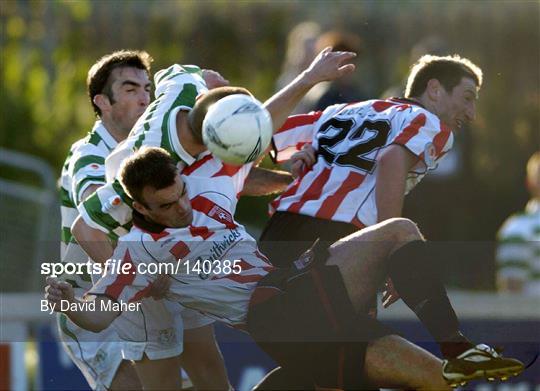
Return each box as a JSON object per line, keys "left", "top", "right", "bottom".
{"left": 187, "top": 86, "right": 252, "bottom": 146}
{"left": 404, "top": 54, "right": 483, "bottom": 129}
{"left": 119, "top": 147, "right": 193, "bottom": 228}
{"left": 87, "top": 50, "right": 153, "bottom": 133}
{"left": 526, "top": 151, "right": 540, "bottom": 198}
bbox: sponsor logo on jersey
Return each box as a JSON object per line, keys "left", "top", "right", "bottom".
{"left": 209, "top": 228, "right": 242, "bottom": 260}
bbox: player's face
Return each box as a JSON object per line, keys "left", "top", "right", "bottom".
{"left": 435, "top": 77, "right": 478, "bottom": 130}
{"left": 108, "top": 67, "right": 151, "bottom": 133}
{"left": 436, "top": 77, "right": 478, "bottom": 129}
{"left": 140, "top": 175, "right": 193, "bottom": 228}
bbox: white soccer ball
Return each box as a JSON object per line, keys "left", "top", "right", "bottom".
{"left": 202, "top": 94, "right": 273, "bottom": 165}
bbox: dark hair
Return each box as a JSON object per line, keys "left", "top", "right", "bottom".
{"left": 187, "top": 86, "right": 251, "bottom": 144}
{"left": 119, "top": 147, "right": 177, "bottom": 205}
{"left": 405, "top": 54, "right": 483, "bottom": 98}
{"left": 87, "top": 50, "right": 153, "bottom": 116}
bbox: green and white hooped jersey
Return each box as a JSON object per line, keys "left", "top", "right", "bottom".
{"left": 79, "top": 64, "right": 208, "bottom": 239}
{"left": 59, "top": 121, "right": 118, "bottom": 291}
{"left": 496, "top": 200, "right": 540, "bottom": 296}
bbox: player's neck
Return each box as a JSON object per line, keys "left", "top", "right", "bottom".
{"left": 176, "top": 110, "right": 206, "bottom": 157}
{"left": 100, "top": 117, "right": 129, "bottom": 143}
{"left": 415, "top": 95, "right": 438, "bottom": 117}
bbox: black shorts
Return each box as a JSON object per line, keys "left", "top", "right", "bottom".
{"left": 247, "top": 251, "right": 395, "bottom": 390}
{"left": 259, "top": 211, "right": 361, "bottom": 267}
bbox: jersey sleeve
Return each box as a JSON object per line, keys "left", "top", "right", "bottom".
{"left": 69, "top": 144, "right": 107, "bottom": 205}
{"left": 390, "top": 110, "right": 453, "bottom": 169}
{"left": 77, "top": 180, "right": 133, "bottom": 240}
{"left": 271, "top": 111, "right": 323, "bottom": 163}
{"left": 154, "top": 64, "right": 208, "bottom": 108}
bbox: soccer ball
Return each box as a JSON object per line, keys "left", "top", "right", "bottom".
{"left": 202, "top": 94, "right": 273, "bottom": 165}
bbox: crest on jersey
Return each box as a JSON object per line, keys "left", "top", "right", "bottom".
{"left": 209, "top": 205, "right": 233, "bottom": 225}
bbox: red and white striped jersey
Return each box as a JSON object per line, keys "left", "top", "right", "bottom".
{"left": 88, "top": 175, "right": 274, "bottom": 327}
{"left": 271, "top": 98, "right": 454, "bottom": 227}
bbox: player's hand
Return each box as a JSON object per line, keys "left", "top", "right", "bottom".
{"left": 202, "top": 69, "right": 230, "bottom": 89}
{"left": 303, "top": 47, "right": 356, "bottom": 85}
{"left": 290, "top": 144, "right": 317, "bottom": 178}
{"left": 45, "top": 276, "right": 75, "bottom": 312}
{"left": 148, "top": 274, "right": 171, "bottom": 300}
{"left": 382, "top": 277, "right": 400, "bottom": 308}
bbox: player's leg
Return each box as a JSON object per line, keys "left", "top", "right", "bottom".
{"left": 325, "top": 217, "right": 421, "bottom": 313}
{"left": 114, "top": 298, "right": 184, "bottom": 389}
{"left": 57, "top": 314, "right": 140, "bottom": 391}
{"left": 249, "top": 238, "right": 442, "bottom": 390}
{"left": 133, "top": 353, "right": 182, "bottom": 390}
{"left": 108, "top": 360, "right": 141, "bottom": 390}
{"left": 179, "top": 323, "right": 231, "bottom": 390}
{"left": 326, "top": 217, "right": 524, "bottom": 385}
{"left": 253, "top": 367, "right": 315, "bottom": 390}
{"left": 364, "top": 334, "right": 450, "bottom": 390}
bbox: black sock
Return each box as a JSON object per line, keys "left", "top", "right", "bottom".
{"left": 439, "top": 331, "right": 474, "bottom": 359}
{"left": 387, "top": 240, "right": 472, "bottom": 357}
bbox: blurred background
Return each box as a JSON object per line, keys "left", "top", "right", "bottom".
{"left": 0, "top": 1, "right": 538, "bottom": 389}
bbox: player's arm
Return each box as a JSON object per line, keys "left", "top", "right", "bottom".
{"left": 242, "top": 167, "right": 293, "bottom": 196}
{"left": 264, "top": 47, "right": 356, "bottom": 132}
{"left": 45, "top": 276, "right": 119, "bottom": 333}
{"left": 74, "top": 181, "right": 133, "bottom": 264}
{"left": 72, "top": 215, "right": 114, "bottom": 264}
{"left": 201, "top": 69, "right": 229, "bottom": 89}
{"left": 375, "top": 144, "right": 419, "bottom": 222}
{"left": 376, "top": 145, "right": 420, "bottom": 308}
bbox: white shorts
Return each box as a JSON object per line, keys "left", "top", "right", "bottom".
{"left": 57, "top": 314, "right": 124, "bottom": 391}
{"left": 113, "top": 298, "right": 214, "bottom": 361}
{"left": 57, "top": 243, "right": 127, "bottom": 390}
{"left": 57, "top": 299, "right": 213, "bottom": 390}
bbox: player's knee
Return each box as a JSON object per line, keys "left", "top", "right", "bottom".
{"left": 384, "top": 218, "right": 423, "bottom": 243}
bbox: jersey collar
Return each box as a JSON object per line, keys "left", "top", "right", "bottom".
{"left": 132, "top": 210, "right": 167, "bottom": 234}
{"left": 93, "top": 120, "right": 119, "bottom": 151}
{"left": 168, "top": 107, "right": 196, "bottom": 166}
{"left": 389, "top": 97, "right": 427, "bottom": 109}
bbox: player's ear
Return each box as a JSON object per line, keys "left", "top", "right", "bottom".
{"left": 426, "top": 79, "right": 442, "bottom": 101}
{"left": 132, "top": 200, "right": 148, "bottom": 216}
{"left": 93, "top": 94, "right": 111, "bottom": 113}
